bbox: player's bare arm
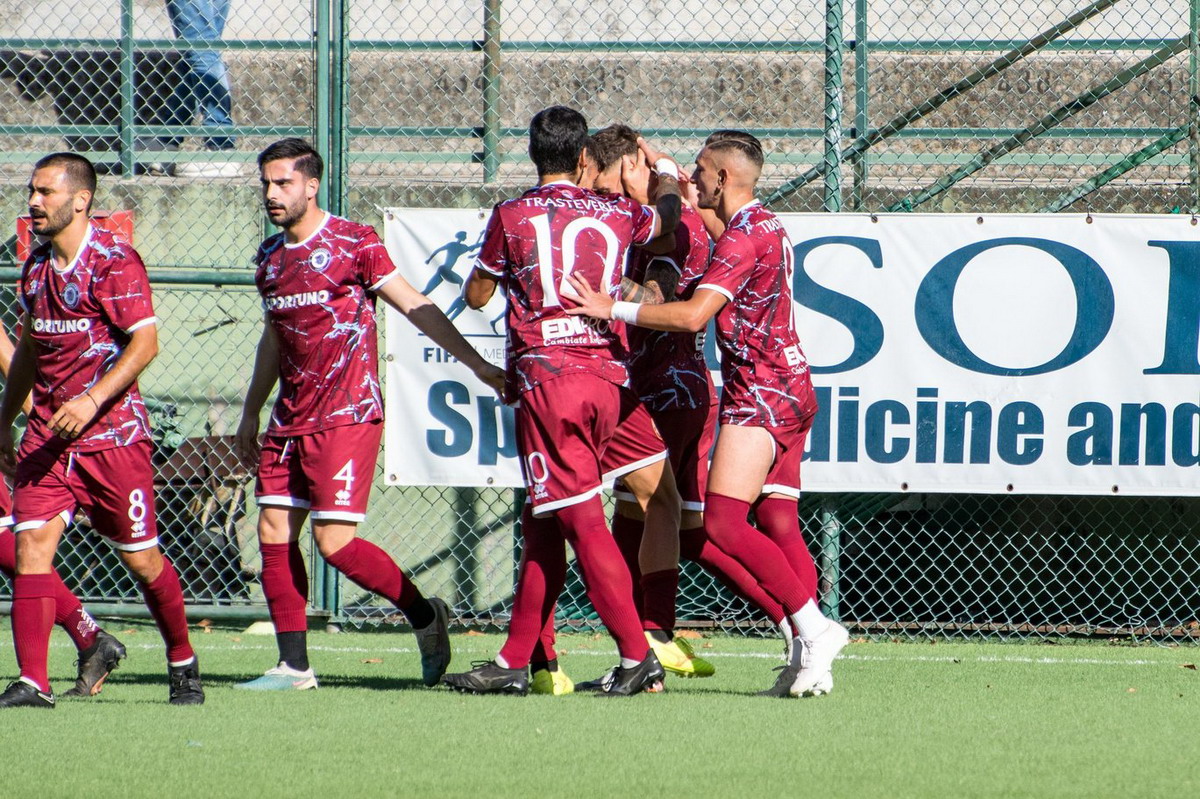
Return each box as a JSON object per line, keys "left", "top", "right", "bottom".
{"left": 235, "top": 321, "right": 281, "bottom": 468}
{"left": 376, "top": 273, "right": 505, "bottom": 395}
{"left": 47, "top": 324, "right": 158, "bottom": 441}
{"left": 0, "top": 323, "right": 33, "bottom": 415}
{"left": 619, "top": 276, "right": 664, "bottom": 306}
{"left": 464, "top": 267, "right": 499, "bottom": 310}
{"left": 633, "top": 139, "right": 682, "bottom": 242}
{"left": 0, "top": 315, "right": 37, "bottom": 474}
{"left": 566, "top": 272, "right": 726, "bottom": 333}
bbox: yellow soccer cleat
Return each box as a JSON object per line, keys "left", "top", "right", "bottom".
{"left": 646, "top": 631, "right": 716, "bottom": 678}
{"left": 530, "top": 666, "right": 575, "bottom": 696}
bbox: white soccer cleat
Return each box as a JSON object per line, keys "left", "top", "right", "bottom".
{"left": 803, "top": 670, "right": 834, "bottom": 697}
{"left": 789, "top": 621, "right": 849, "bottom": 698}
{"left": 234, "top": 662, "right": 319, "bottom": 691}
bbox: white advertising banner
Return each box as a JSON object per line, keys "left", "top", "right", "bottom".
{"left": 384, "top": 210, "right": 1200, "bottom": 496}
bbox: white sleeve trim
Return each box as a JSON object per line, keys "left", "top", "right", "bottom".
{"left": 646, "top": 255, "right": 682, "bottom": 275}
{"left": 475, "top": 259, "right": 504, "bottom": 278}
{"left": 696, "top": 283, "right": 735, "bottom": 302}
{"left": 637, "top": 207, "right": 661, "bottom": 245}
{"left": 126, "top": 316, "right": 158, "bottom": 333}
{"left": 370, "top": 267, "right": 402, "bottom": 292}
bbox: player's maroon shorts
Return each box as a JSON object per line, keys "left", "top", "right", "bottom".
{"left": 256, "top": 420, "right": 381, "bottom": 523}
{"left": 12, "top": 440, "right": 159, "bottom": 551}
{"left": 615, "top": 403, "right": 716, "bottom": 512}
{"left": 0, "top": 476, "right": 12, "bottom": 529}
{"left": 761, "top": 417, "right": 815, "bottom": 499}
{"left": 517, "top": 374, "right": 666, "bottom": 516}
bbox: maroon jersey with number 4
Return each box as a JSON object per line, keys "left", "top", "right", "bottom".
{"left": 696, "top": 201, "right": 818, "bottom": 427}
{"left": 474, "top": 181, "right": 658, "bottom": 397}
{"left": 18, "top": 226, "right": 155, "bottom": 453}
{"left": 625, "top": 204, "right": 717, "bottom": 412}
{"left": 254, "top": 213, "right": 399, "bottom": 436}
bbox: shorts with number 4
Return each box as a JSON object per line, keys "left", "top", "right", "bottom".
{"left": 12, "top": 439, "right": 159, "bottom": 552}
{"left": 256, "top": 420, "right": 381, "bottom": 523}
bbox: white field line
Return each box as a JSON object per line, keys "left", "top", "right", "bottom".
{"left": 47, "top": 640, "right": 1191, "bottom": 668}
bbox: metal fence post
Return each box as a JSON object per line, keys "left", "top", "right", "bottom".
{"left": 1191, "top": 0, "right": 1199, "bottom": 211}
{"left": 850, "top": 0, "right": 868, "bottom": 210}
{"left": 482, "top": 0, "right": 503, "bottom": 184}
{"left": 314, "top": 0, "right": 332, "bottom": 211}
{"left": 328, "top": 0, "right": 348, "bottom": 217}
{"left": 823, "top": 0, "right": 845, "bottom": 212}
{"left": 818, "top": 498, "right": 842, "bottom": 621}
{"left": 119, "top": 0, "right": 135, "bottom": 176}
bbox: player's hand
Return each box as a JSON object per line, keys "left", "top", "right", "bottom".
{"left": 621, "top": 149, "right": 652, "bottom": 199}
{"left": 235, "top": 415, "right": 262, "bottom": 469}
{"left": 48, "top": 394, "right": 99, "bottom": 440}
{"left": 475, "top": 363, "right": 506, "bottom": 397}
{"left": 0, "top": 426, "right": 16, "bottom": 477}
{"left": 681, "top": 171, "right": 702, "bottom": 208}
{"left": 562, "top": 273, "right": 615, "bottom": 320}
{"left": 638, "top": 137, "right": 676, "bottom": 172}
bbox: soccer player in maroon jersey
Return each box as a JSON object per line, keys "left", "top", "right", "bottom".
{"left": 0, "top": 325, "right": 128, "bottom": 698}
{"left": 566, "top": 132, "right": 850, "bottom": 697}
{"left": 441, "top": 106, "right": 683, "bottom": 696}
{"left": 0, "top": 153, "right": 203, "bottom": 708}
{"left": 587, "top": 125, "right": 800, "bottom": 668}
{"left": 234, "top": 138, "right": 505, "bottom": 691}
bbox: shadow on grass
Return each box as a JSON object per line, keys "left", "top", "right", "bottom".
{"left": 101, "top": 671, "right": 430, "bottom": 691}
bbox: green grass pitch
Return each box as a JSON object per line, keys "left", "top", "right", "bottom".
{"left": 1, "top": 621, "right": 1197, "bottom": 798}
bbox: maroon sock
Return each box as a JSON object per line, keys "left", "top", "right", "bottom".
{"left": 500, "top": 508, "right": 566, "bottom": 670}
{"left": 323, "top": 538, "right": 425, "bottom": 612}
{"left": 260, "top": 542, "right": 309, "bottom": 633}
{"left": 640, "top": 569, "right": 678, "bottom": 633}
{"left": 556, "top": 499, "right": 648, "bottom": 663}
{"left": 2, "top": 531, "right": 99, "bottom": 651}
{"left": 13, "top": 573, "right": 58, "bottom": 693}
{"left": 680, "top": 526, "right": 786, "bottom": 623}
{"left": 610, "top": 513, "right": 645, "bottom": 621}
{"left": 703, "top": 493, "right": 807, "bottom": 615}
{"left": 53, "top": 578, "right": 100, "bottom": 652}
{"left": 140, "top": 558, "right": 195, "bottom": 664}
{"left": 755, "top": 496, "right": 819, "bottom": 602}
{"left": 0, "top": 528, "right": 15, "bottom": 576}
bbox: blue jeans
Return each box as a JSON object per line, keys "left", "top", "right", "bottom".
{"left": 165, "top": 0, "right": 234, "bottom": 150}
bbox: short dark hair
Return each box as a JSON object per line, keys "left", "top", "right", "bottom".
{"left": 528, "top": 106, "right": 588, "bottom": 177}
{"left": 588, "top": 124, "right": 639, "bottom": 172}
{"left": 704, "top": 130, "right": 764, "bottom": 171}
{"left": 34, "top": 152, "right": 97, "bottom": 208}
{"left": 257, "top": 138, "right": 324, "bottom": 180}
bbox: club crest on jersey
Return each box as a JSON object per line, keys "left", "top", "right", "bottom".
{"left": 309, "top": 248, "right": 333, "bottom": 272}
{"left": 62, "top": 282, "right": 81, "bottom": 308}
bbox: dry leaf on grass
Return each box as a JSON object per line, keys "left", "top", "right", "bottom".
{"left": 675, "top": 630, "right": 702, "bottom": 640}
{"left": 1127, "top": 687, "right": 1137, "bottom": 693}
{"left": 465, "top": 629, "right": 485, "bottom": 637}
{"left": 1181, "top": 663, "right": 1197, "bottom": 670}
{"left": 197, "top": 619, "right": 213, "bottom": 629}
{"left": 362, "top": 658, "right": 383, "bottom": 664}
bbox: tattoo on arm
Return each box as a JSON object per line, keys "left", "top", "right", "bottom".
{"left": 620, "top": 276, "right": 664, "bottom": 305}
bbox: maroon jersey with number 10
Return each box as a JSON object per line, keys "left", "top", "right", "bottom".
{"left": 474, "top": 181, "right": 658, "bottom": 397}
{"left": 18, "top": 225, "right": 155, "bottom": 453}
{"left": 254, "top": 213, "right": 399, "bottom": 436}
{"left": 696, "top": 201, "right": 818, "bottom": 427}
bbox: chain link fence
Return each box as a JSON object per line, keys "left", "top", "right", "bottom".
{"left": 1, "top": 0, "right": 1198, "bottom": 640}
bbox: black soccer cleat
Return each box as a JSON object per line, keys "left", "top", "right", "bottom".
{"left": 0, "top": 680, "right": 56, "bottom": 709}
{"left": 441, "top": 661, "right": 529, "bottom": 695}
{"left": 574, "top": 668, "right": 616, "bottom": 693}
{"left": 757, "top": 663, "right": 801, "bottom": 698}
{"left": 596, "top": 652, "right": 666, "bottom": 697}
{"left": 168, "top": 659, "right": 205, "bottom": 705}
{"left": 63, "top": 630, "right": 128, "bottom": 698}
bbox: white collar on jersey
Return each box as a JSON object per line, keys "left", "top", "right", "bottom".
{"left": 284, "top": 211, "right": 332, "bottom": 249}
{"left": 52, "top": 223, "right": 93, "bottom": 275}
{"left": 730, "top": 199, "right": 762, "bottom": 223}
